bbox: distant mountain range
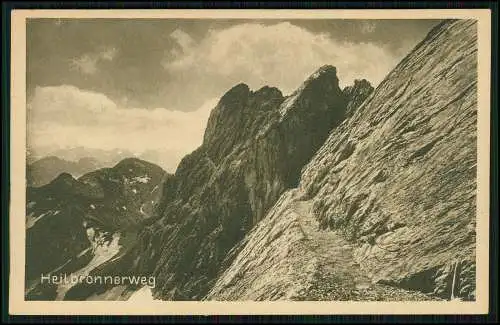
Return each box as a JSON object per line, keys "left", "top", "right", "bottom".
{"left": 27, "top": 147, "right": 180, "bottom": 187}
{"left": 28, "top": 147, "right": 135, "bottom": 164}
{"left": 27, "top": 156, "right": 103, "bottom": 187}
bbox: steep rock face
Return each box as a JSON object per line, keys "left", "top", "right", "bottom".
{"left": 134, "top": 66, "right": 373, "bottom": 300}
{"left": 25, "top": 158, "right": 168, "bottom": 299}
{"left": 208, "top": 20, "right": 477, "bottom": 301}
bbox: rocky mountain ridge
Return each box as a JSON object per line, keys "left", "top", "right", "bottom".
{"left": 130, "top": 65, "right": 374, "bottom": 300}
{"left": 207, "top": 19, "right": 477, "bottom": 301}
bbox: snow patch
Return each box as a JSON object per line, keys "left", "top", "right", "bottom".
{"left": 86, "top": 227, "right": 96, "bottom": 242}
{"left": 77, "top": 247, "right": 91, "bottom": 258}
{"left": 131, "top": 175, "right": 151, "bottom": 184}
{"left": 128, "top": 286, "right": 158, "bottom": 301}
{"left": 55, "top": 232, "right": 122, "bottom": 300}
{"left": 139, "top": 204, "right": 149, "bottom": 218}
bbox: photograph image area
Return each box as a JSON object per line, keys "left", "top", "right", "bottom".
{"left": 8, "top": 9, "right": 491, "bottom": 316}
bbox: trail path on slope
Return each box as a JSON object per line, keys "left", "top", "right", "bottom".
{"left": 291, "top": 199, "right": 439, "bottom": 301}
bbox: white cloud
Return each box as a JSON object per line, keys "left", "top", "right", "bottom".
{"left": 70, "top": 47, "right": 118, "bottom": 75}
{"left": 170, "top": 29, "right": 194, "bottom": 53}
{"left": 70, "top": 54, "right": 99, "bottom": 75}
{"left": 99, "top": 47, "right": 118, "bottom": 61}
{"left": 32, "top": 23, "right": 403, "bottom": 172}
{"left": 162, "top": 22, "right": 398, "bottom": 93}
{"left": 27, "top": 85, "right": 217, "bottom": 172}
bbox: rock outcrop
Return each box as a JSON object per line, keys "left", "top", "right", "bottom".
{"left": 133, "top": 66, "right": 373, "bottom": 300}
{"left": 207, "top": 19, "right": 477, "bottom": 301}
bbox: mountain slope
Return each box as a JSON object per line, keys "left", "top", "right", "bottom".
{"left": 25, "top": 158, "right": 168, "bottom": 300}
{"left": 132, "top": 67, "right": 373, "bottom": 300}
{"left": 207, "top": 19, "right": 477, "bottom": 301}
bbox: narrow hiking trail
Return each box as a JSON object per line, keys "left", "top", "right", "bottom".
{"left": 291, "top": 198, "right": 440, "bottom": 301}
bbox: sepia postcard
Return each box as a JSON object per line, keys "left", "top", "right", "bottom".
{"left": 9, "top": 8, "right": 491, "bottom": 315}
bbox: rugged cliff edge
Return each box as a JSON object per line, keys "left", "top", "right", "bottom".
{"left": 207, "top": 20, "right": 477, "bottom": 301}
{"left": 132, "top": 66, "right": 373, "bottom": 300}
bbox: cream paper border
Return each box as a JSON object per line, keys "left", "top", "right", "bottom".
{"left": 9, "top": 9, "right": 491, "bottom": 316}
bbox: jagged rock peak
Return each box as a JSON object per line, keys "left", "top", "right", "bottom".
{"left": 301, "top": 65, "right": 339, "bottom": 86}
{"left": 202, "top": 82, "right": 285, "bottom": 161}
{"left": 218, "top": 83, "right": 284, "bottom": 108}
{"left": 342, "top": 78, "right": 374, "bottom": 97}
{"left": 287, "top": 65, "right": 341, "bottom": 99}
{"left": 342, "top": 79, "right": 374, "bottom": 117}
{"left": 310, "top": 64, "right": 337, "bottom": 78}
{"left": 254, "top": 85, "right": 283, "bottom": 98}
{"left": 219, "top": 82, "right": 251, "bottom": 103}
{"left": 348, "top": 78, "right": 372, "bottom": 89}
{"left": 277, "top": 65, "right": 344, "bottom": 119}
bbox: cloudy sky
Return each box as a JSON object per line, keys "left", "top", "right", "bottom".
{"left": 27, "top": 18, "right": 441, "bottom": 172}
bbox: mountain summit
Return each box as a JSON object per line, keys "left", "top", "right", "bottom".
{"left": 129, "top": 65, "right": 373, "bottom": 300}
